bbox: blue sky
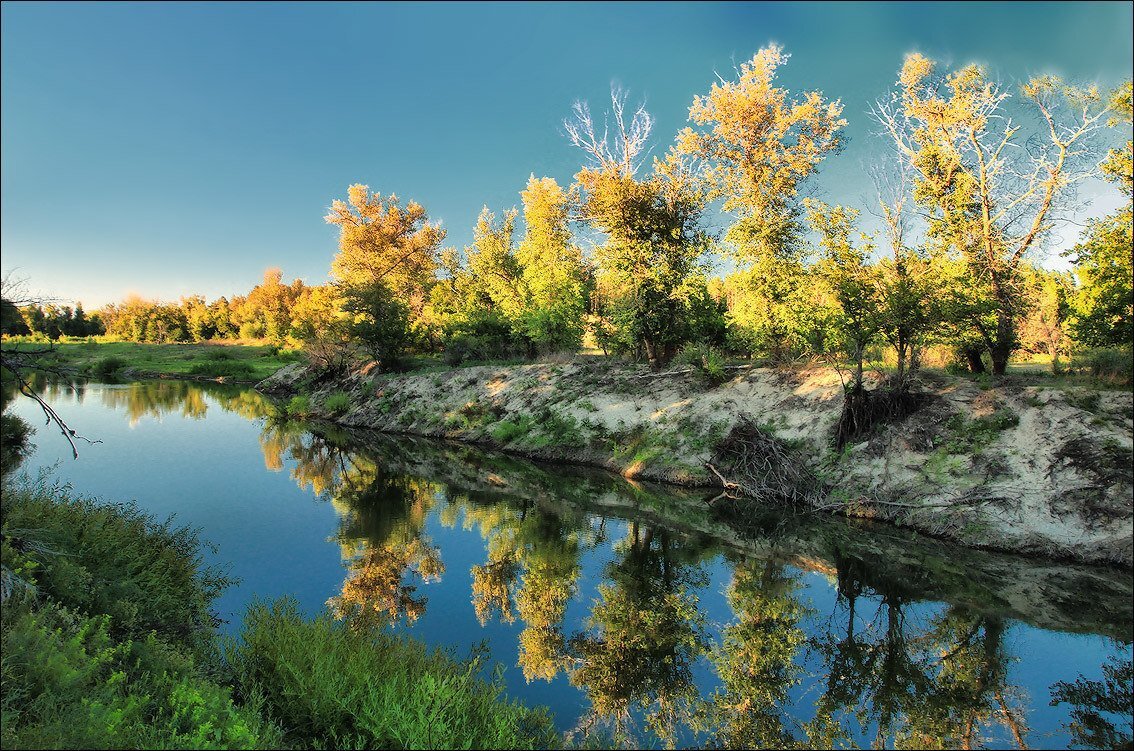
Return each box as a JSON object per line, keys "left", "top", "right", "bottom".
{"left": 2, "top": 1, "right": 1131, "bottom": 308}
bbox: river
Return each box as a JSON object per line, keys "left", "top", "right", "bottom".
{"left": 6, "top": 378, "right": 1132, "bottom": 749}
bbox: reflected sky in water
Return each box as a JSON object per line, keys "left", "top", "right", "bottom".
{"left": 6, "top": 379, "right": 1132, "bottom": 749}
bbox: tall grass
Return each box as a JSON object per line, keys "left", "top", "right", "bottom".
{"left": 227, "top": 598, "right": 557, "bottom": 750}
{"left": 1, "top": 478, "right": 558, "bottom": 750}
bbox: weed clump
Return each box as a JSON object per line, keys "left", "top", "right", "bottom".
{"left": 324, "top": 392, "right": 352, "bottom": 415}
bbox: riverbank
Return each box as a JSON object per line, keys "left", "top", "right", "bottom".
{"left": 258, "top": 360, "right": 1134, "bottom": 568}
{"left": 2, "top": 339, "right": 300, "bottom": 383}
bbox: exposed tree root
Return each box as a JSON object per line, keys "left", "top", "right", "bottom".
{"left": 834, "top": 380, "right": 930, "bottom": 450}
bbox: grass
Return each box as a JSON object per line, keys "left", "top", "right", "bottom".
{"left": 324, "top": 391, "right": 352, "bottom": 415}
{"left": 226, "top": 599, "right": 556, "bottom": 750}
{"left": 2, "top": 339, "right": 300, "bottom": 382}
{"left": 938, "top": 408, "right": 1020, "bottom": 455}
{"left": 1, "top": 477, "right": 557, "bottom": 750}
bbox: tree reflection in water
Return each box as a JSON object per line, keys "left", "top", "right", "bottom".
{"left": 1050, "top": 654, "right": 1132, "bottom": 750}
{"left": 253, "top": 418, "right": 1130, "bottom": 750}
{"left": 259, "top": 421, "right": 446, "bottom": 627}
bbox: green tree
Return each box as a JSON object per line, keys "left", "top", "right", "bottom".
{"left": 876, "top": 55, "right": 1120, "bottom": 374}
{"left": 1066, "top": 81, "right": 1133, "bottom": 349}
{"left": 806, "top": 200, "right": 882, "bottom": 387}
{"left": 325, "top": 184, "right": 445, "bottom": 321}
{"left": 674, "top": 46, "right": 845, "bottom": 361}
{"left": 516, "top": 175, "right": 587, "bottom": 353}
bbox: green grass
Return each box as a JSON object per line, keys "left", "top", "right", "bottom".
{"left": 1, "top": 477, "right": 557, "bottom": 751}
{"left": 324, "top": 392, "right": 352, "bottom": 415}
{"left": 490, "top": 415, "right": 535, "bottom": 443}
{"left": 4, "top": 339, "right": 299, "bottom": 382}
{"left": 285, "top": 395, "right": 314, "bottom": 418}
{"left": 226, "top": 598, "right": 556, "bottom": 750}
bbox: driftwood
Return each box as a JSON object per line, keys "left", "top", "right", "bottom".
{"left": 706, "top": 416, "right": 819, "bottom": 505}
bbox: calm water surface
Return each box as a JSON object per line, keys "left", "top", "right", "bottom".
{"left": 7, "top": 379, "right": 1132, "bottom": 749}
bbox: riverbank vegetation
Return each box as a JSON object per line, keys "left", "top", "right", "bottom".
{"left": 0, "top": 473, "right": 556, "bottom": 749}
{"left": 3, "top": 360, "right": 560, "bottom": 751}
{"left": 0, "top": 340, "right": 302, "bottom": 382}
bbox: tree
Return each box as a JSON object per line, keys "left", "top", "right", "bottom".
{"left": 875, "top": 55, "right": 1119, "bottom": 374}
{"left": 806, "top": 200, "right": 882, "bottom": 388}
{"left": 676, "top": 44, "right": 846, "bottom": 260}
{"left": 1066, "top": 81, "right": 1133, "bottom": 350}
{"left": 516, "top": 175, "right": 587, "bottom": 353}
{"left": 1018, "top": 265, "right": 1074, "bottom": 370}
{"left": 1066, "top": 207, "right": 1133, "bottom": 348}
{"left": 568, "top": 88, "right": 710, "bottom": 368}
{"left": 341, "top": 280, "right": 411, "bottom": 370}
{"left": 674, "top": 46, "right": 845, "bottom": 362}
{"left": 324, "top": 184, "right": 446, "bottom": 320}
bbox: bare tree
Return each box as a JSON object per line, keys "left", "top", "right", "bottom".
{"left": 564, "top": 85, "right": 654, "bottom": 176}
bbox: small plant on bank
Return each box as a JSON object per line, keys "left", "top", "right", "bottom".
{"left": 678, "top": 344, "right": 727, "bottom": 386}
{"left": 93, "top": 355, "right": 127, "bottom": 378}
{"left": 189, "top": 360, "right": 257, "bottom": 379}
{"left": 323, "top": 392, "right": 352, "bottom": 415}
{"left": 490, "top": 415, "right": 535, "bottom": 444}
{"left": 285, "top": 395, "right": 314, "bottom": 418}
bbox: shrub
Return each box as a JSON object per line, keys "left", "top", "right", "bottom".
{"left": 1, "top": 479, "right": 232, "bottom": 650}
{"left": 443, "top": 310, "right": 528, "bottom": 365}
{"left": 678, "top": 344, "right": 727, "bottom": 386}
{"left": 189, "top": 360, "right": 257, "bottom": 379}
{"left": 324, "top": 392, "right": 351, "bottom": 415}
{"left": 225, "top": 598, "right": 556, "bottom": 750}
{"left": 93, "top": 355, "right": 127, "bottom": 378}
{"left": 0, "top": 412, "right": 33, "bottom": 476}
{"left": 1071, "top": 347, "right": 1133, "bottom": 387}
{"left": 490, "top": 415, "right": 535, "bottom": 443}
{"left": 1, "top": 603, "right": 279, "bottom": 750}
{"left": 285, "top": 395, "right": 313, "bottom": 418}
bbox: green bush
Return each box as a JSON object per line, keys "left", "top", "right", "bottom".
{"left": 226, "top": 598, "right": 556, "bottom": 750}
{"left": 490, "top": 415, "right": 535, "bottom": 443}
{"left": 188, "top": 360, "right": 257, "bottom": 379}
{"left": 678, "top": 344, "right": 727, "bottom": 386}
{"left": 1071, "top": 347, "right": 1133, "bottom": 387}
{"left": 285, "top": 395, "right": 313, "bottom": 418}
{"left": 1, "top": 412, "right": 33, "bottom": 476}
{"left": 1, "top": 480, "right": 231, "bottom": 651}
{"left": 1, "top": 602, "right": 279, "bottom": 750}
{"left": 93, "top": 355, "right": 127, "bottom": 378}
{"left": 324, "top": 392, "right": 352, "bottom": 415}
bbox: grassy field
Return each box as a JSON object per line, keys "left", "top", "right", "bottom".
{"left": 2, "top": 338, "right": 301, "bottom": 382}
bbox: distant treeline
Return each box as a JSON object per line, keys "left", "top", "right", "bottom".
{"left": 6, "top": 48, "right": 1131, "bottom": 381}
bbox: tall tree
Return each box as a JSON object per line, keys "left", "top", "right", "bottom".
{"left": 516, "top": 175, "right": 587, "bottom": 352}
{"left": 1066, "top": 81, "right": 1133, "bottom": 349}
{"left": 676, "top": 44, "right": 846, "bottom": 260}
{"left": 568, "top": 88, "right": 709, "bottom": 368}
{"left": 875, "top": 55, "right": 1118, "bottom": 374}
{"left": 324, "top": 184, "right": 446, "bottom": 319}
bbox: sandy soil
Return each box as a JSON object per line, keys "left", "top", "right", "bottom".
{"left": 259, "top": 360, "right": 1133, "bottom": 567}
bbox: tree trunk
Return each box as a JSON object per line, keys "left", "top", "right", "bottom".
{"left": 643, "top": 338, "right": 659, "bottom": 371}
{"left": 990, "top": 310, "right": 1016, "bottom": 376}
{"left": 964, "top": 346, "right": 986, "bottom": 374}
{"left": 990, "top": 340, "right": 1011, "bottom": 376}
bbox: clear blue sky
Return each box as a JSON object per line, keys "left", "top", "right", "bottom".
{"left": 2, "top": 1, "right": 1131, "bottom": 308}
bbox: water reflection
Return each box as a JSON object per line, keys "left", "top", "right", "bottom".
{"left": 257, "top": 420, "right": 1132, "bottom": 749}
{"left": 10, "top": 379, "right": 1129, "bottom": 749}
